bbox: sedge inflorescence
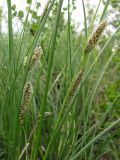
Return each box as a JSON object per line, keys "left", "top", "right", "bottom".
{"left": 65, "top": 70, "right": 84, "bottom": 105}
{"left": 29, "top": 46, "right": 43, "bottom": 69}
{"left": 19, "top": 82, "right": 33, "bottom": 125}
{"left": 85, "top": 20, "right": 107, "bottom": 53}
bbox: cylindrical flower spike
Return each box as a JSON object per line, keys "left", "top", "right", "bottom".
{"left": 29, "top": 46, "right": 43, "bottom": 69}
{"left": 65, "top": 70, "right": 84, "bottom": 105}
{"left": 19, "top": 82, "right": 33, "bottom": 125}
{"left": 85, "top": 21, "right": 107, "bottom": 54}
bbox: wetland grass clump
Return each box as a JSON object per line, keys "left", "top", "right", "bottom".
{"left": 1, "top": 0, "right": 119, "bottom": 159}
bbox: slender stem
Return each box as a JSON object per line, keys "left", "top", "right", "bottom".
{"left": 7, "top": 0, "right": 14, "bottom": 64}
{"left": 70, "top": 118, "right": 120, "bottom": 160}
{"left": 82, "top": 0, "right": 87, "bottom": 39}
{"left": 68, "top": 0, "right": 72, "bottom": 79}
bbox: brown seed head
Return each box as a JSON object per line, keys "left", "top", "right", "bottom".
{"left": 85, "top": 21, "right": 107, "bottom": 53}
{"left": 29, "top": 46, "right": 43, "bottom": 69}
{"left": 19, "top": 82, "right": 33, "bottom": 125}
{"left": 66, "top": 70, "right": 84, "bottom": 105}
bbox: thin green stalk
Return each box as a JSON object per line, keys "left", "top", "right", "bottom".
{"left": 16, "top": 2, "right": 32, "bottom": 71}
{"left": 70, "top": 118, "right": 120, "bottom": 160}
{"left": 43, "top": 70, "right": 84, "bottom": 159}
{"left": 71, "top": 84, "right": 120, "bottom": 158}
{"left": 99, "top": 0, "right": 110, "bottom": 22}
{"left": 68, "top": 0, "right": 72, "bottom": 79}
{"left": 7, "top": 0, "right": 14, "bottom": 64}
{"left": 82, "top": 0, "right": 87, "bottom": 39}
{"left": 30, "top": 0, "right": 64, "bottom": 159}
{"left": 82, "top": 49, "right": 116, "bottom": 160}
{"left": 89, "top": 0, "right": 102, "bottom": 34}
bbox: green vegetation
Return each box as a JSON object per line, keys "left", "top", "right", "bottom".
{"left": 0, "top": 0, "right": 120, "bottom": 159}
